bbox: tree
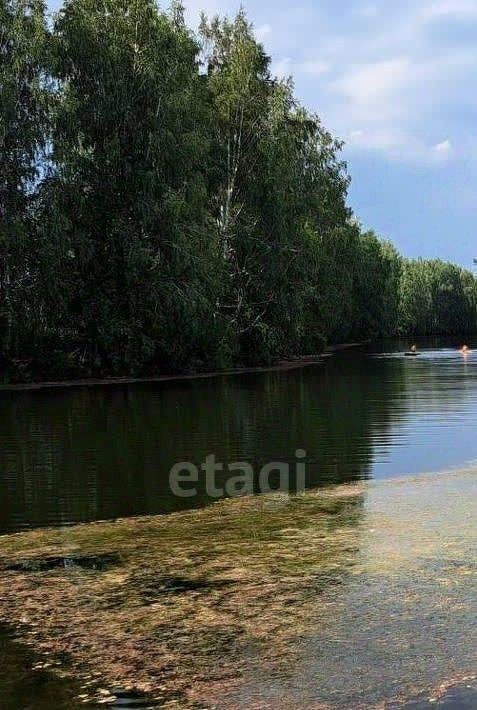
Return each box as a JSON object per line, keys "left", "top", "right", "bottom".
{"left": 352, "top": 230, "right": 402, "bottom": 338}
{"left": 200, "top": 12, "right": 352, "bottom": 361}
{"left": 0, "top": 0, "right": 48, "bottom": 360}
{"left": 43, "top": 0, "right": 222, "bottom": 375}
{"left": 1, "top": 2, "right": 475, "bottom": 381}
{"left": 398, "top": 259, "right": 477, "bottom": 336}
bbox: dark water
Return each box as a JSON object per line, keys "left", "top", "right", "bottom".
{"left": 1, "top": 339, "right": 477, "bottom": 534}
{"left": 0, "top": 626, "right": 86, "bottom": 709}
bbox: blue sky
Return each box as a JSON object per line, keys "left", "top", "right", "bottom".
{"left": 48, "top": 0, "right": 477, "bottom": 268}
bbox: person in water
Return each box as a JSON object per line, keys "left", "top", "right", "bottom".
{"left": 410, "top": 345, "right": 418, "bottom": 353}
{"left": 461, "top": 345, "right": 470, "bottom": 354}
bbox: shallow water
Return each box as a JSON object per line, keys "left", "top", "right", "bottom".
{"left": 0, "top": 470, "right": 475, "bottom": 708}
{"left": 1, "top": 339, "right": 477, "bottom": 533}
{"left": 223, "top": 470, "right": 477, "bottom": 708}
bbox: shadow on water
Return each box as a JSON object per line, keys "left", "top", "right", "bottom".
{"left": 0, "top": 625, "right": 83, "bottom": 709}
{"left": 0, "top": 625, "right": 164, "bottom": 708}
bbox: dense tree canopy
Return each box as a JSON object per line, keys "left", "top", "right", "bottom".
{"left": 1, "top": 2, "right": 476, "bottom": 381}
{"left": 398, "top": 259, "right": 477, "bottom": 336}
{"left": 0, "top": 0, "right": 48, "bottom": 363}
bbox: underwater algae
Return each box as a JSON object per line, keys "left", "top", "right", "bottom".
{"left": 0, "top": 469, "right": 475, "bottom": 708}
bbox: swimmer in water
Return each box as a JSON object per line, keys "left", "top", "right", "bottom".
{"left": 461, "top": 344, "right": 470, "bottom": 355}
{"left": 410, "top": 345, "right": 417, "bottom": 353}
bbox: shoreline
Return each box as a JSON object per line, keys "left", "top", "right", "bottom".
{"left": 0, "top": 342, "right": 366, "bottom": 393}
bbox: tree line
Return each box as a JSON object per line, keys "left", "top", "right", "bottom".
{"left": 1, "top": 0, "right": 476, "bottom": 381}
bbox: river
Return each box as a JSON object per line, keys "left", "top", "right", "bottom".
{"left": 0, "top": 340, "right": 476, "bottom": 708}
{"left": 2, "top": 340, "right": 477, "bottom": 533}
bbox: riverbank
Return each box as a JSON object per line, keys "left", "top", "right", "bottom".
{"left": 0, "top": 343, "right": 367, "bottom": 392}
{"left": 0, "top": 468, "right": 475, "bottom": 708}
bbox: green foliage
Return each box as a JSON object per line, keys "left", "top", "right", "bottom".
{"left": 398, "top": 259, "right": 477, "bottom": 336}
{"left": 41, "top": 0, "right": 223, "bottom": 375}
{"left": 352, "top": 230, "right": 402, "bottom": 339}
{"left": 0, "top": 4, "right": 476, "bottom": 381}
{"left": 0, "top": 0, "right": 48, "bottom": 360}
{"left": 199, "top": 13, "right": 352, "bottom": 361}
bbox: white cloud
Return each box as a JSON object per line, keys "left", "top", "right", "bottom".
{"left": 255, "top": 24, "right": 272, "bottom": 42}
{"left": 272, "top": 58, "right": 330, "bottom": 79}
{"left": 432, "top": 139, "right": 453, "bottom": 162}
{"left": 290, "top": 2, "right": 477, "bottom": 164}
{"left": 272, "top": 57, "right": 294, "bottom": 79}
{"left": 182, "top": 0, "right": 238, "bottom": 24}
{"left": 331, "top": 58, "right": 411, "bottom": 105}
{"left": 300, "top": 60, "right": 330, "bottom": 76}
{"left": 344, "top": 126, "right": 431, "bottom": 161}
{"left": 434, "top": 139, "right": 452, "bottom": 153}
{"left": 325, "top": 50, "right": 468, "bottom": 160}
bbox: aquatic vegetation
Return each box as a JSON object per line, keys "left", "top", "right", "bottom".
{"left": 0, "top": 470, "right": 475, "bottom": 708}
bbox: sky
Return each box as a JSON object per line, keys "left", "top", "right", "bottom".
{"left": 48, "top": 0, "right": 477, "bottom": 268}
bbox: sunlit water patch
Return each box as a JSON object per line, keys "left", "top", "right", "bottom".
{"left": 213, "top": 469, "right": 477, "bottom": 708}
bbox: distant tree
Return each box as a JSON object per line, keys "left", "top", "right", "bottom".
{"left": 352, "top": 230, "right": 402, "bottom": 338}
{"left": 398, "top": 259, "right": 477, "bottom": 336}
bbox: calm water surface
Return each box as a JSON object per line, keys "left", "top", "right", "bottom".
{"left": 1, "top": 339, "right": 477, "bottom": 534}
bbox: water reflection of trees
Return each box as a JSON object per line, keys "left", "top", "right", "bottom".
{"left": 1, "top": 349, "right": 476, "bottom": 532}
